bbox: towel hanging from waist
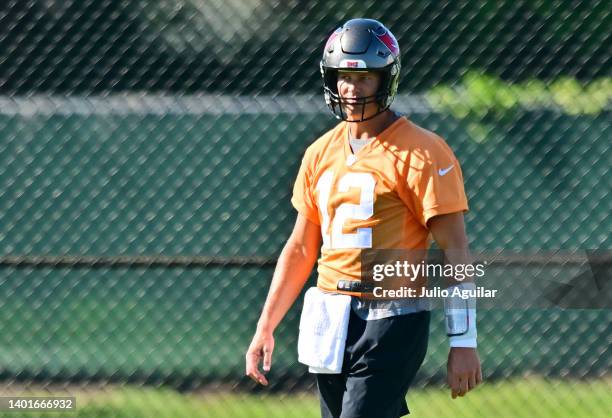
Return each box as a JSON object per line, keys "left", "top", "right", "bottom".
{"left": 297, "top": 286, "right": 352, "bottom": 374}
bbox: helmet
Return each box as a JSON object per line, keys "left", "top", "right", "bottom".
{"left": 320, "top": 18, "right": 401, "bottom": 121}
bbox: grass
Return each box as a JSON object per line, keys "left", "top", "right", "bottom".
{"left": 0, "top": 377, "right": 609, "bottom": 417}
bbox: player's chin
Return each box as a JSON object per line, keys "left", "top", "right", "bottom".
{"left": 342, "top": 105, "right": 365, "bottom": 120}
{"left": 343, "top": 108, "right": 378, "bottom": 122}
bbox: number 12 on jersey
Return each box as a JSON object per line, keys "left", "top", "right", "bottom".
{"left": 316, "top": 170, "right": 375, "bottom": 249}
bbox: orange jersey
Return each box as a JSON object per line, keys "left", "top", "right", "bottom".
{"left": 291, "top": 116, "right": 468, "bottom": 294}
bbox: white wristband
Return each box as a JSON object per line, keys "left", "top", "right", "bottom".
{"left": 445, "top": 282, "right": 477, "bottom": 348}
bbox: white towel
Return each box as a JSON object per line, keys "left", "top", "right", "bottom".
{"left": 297, "top": 286, "right": 352, "bottom": 374}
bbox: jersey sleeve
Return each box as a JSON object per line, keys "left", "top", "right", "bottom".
{"left": 402, "top": 136, "right": 469, "bottom": 227}
{"left": 291, "top": 147, "right": 321, "bottom": 225}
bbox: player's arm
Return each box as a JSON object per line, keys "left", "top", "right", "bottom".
{"left": 245, "top": 213, "right": 321, "bottom": 386}
{"left": 428, "top": 212, "right": 483, "bottom": 399}
{"left": 428, "top": 211, "right": 472, "bottom": 283}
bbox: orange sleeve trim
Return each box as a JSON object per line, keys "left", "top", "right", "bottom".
{"left": 291, "top": 197, "right": 321, "bottom": 225}
{"left": 423, "top": 202, "right": 469, "bottom": 226}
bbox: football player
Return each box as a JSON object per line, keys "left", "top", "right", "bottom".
{"left": 246, "top": 18, "right": 482, "bottom": 418}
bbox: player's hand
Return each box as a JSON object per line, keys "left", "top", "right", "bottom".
{"left": 245, "top": 331, "right": 275, "bottom": 386}
{"left": 447, "top": 347, "right": 482, "bottom": 399}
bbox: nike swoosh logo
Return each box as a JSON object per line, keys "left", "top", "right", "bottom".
{"left": 438, "top": 165, "right": 454, "bottom": 176}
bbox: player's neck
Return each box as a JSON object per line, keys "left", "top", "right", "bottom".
{"left": 347, "top": 110, "right": 398, "bottom": 140}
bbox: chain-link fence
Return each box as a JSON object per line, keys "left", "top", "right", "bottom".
{"left": 0, "top": 1, "right": 610, "bottom": 417}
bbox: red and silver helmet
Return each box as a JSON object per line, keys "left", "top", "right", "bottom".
{"left": 320, "top": 19, "right": 401, "bottom": 121}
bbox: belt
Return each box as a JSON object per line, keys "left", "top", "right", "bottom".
{"left": 336, "top": 280, "right": 374, "bottom": 293}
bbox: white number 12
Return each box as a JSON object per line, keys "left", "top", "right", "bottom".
{"left": 316, "top": 171, "right": 375, "bottom": 249}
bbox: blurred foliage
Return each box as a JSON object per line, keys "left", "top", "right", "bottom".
{"left": 426, "top": 73, "right": 611, "bottom": 141}
{"left": 0, "top": 0, "right": 609, "bottom": 93}
{"left": 427, "top": 73, "right": 611, "bottom": 116}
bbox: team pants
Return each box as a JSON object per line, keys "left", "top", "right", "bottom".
{"left": 316, "top": 309, "right": 430, "bottom": 418}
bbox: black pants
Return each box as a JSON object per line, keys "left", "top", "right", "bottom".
{"left": 316, "top": 309, "right": 430, "bottom": 418}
